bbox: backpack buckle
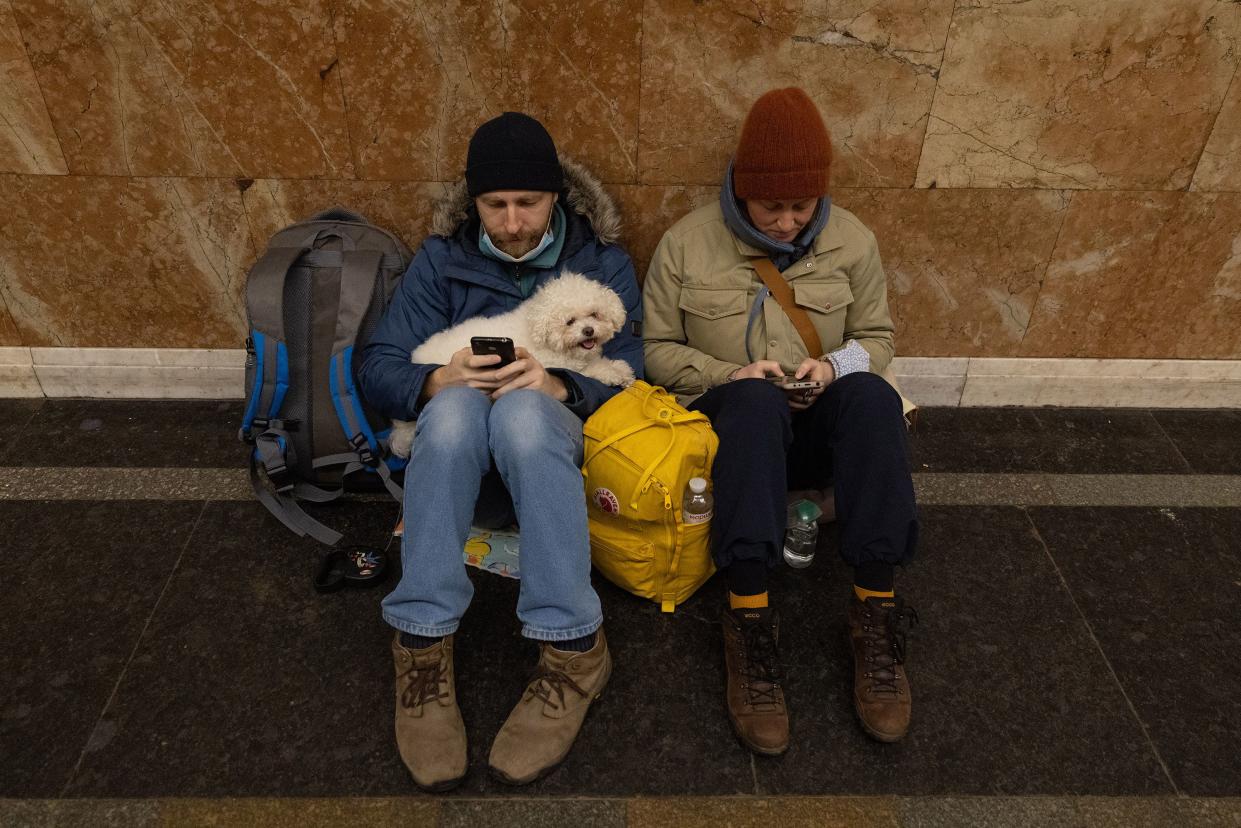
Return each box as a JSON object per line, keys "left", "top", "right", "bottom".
{"left": 266, "top": 460, "right": 293, "bottom": 492}
{"left": 350, "top": 433, "right": 375, "bottom": 465}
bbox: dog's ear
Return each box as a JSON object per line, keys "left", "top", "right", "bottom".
{"left": 602, "top": 288, "right": 627, "bottom": 335}
{"left": 527, "top": 302, "right": 557, "bottom": 350}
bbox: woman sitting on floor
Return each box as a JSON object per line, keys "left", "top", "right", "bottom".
{"left": 641, "top": 87, "right": 920, "bottom": 754}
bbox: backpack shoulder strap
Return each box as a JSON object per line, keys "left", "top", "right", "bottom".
{"left": 248, "top": 450, "right": 344, "bottom": 546}
{"left": 322, "top": 248, "right": 405, "bottom": 498}
{"left": 241, "top": 245, "right": 308, "bottom": 441}
{"left": 333, "top": 249, "right": 383, "bottom": 353}
{"left": 246, "top": 245, "right": 308, "bottom": 339}
{"left": 325, "top": 249, "right": 383, "bottom": 454}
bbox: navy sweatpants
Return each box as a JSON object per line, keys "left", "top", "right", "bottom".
{"left": 689, "top": 372, "right": 918, "bottom": 571}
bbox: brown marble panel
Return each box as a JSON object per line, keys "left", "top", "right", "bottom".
{"left": 839, "top": 188, "right": 1072, "bottom": 357}
{"left": 917, "top": 0, "right": 1241, "bottom": 190}
{"left": 0, "top": 0, "right": 66, "bottom": 174}
{"left": 13, "top": 0, "right": 351, "bottom": 178}
{"left": 331, "top": 0, "right": 641, "bottom": 184}
{"left": 239, "top": 177, "right": 447, "bottom": 254}
{"left": 0, "top": 175, "right": 253, "bottom": 347}
{"left": 614, "top": 184, "right": 719, "bottom": 284}
{"left": 638, "top": 0, "right": 955, "bottom": 188}
{"left": 1021, "top": 191, "right": 1241, "bottom": 359}
{"left": 1193, "top": 71, "right": 1241, "bottom": 192}
{"left": 0, "top": 296, "right": 19, "bottom": 345}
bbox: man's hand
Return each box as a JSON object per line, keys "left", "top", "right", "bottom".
{"left": 490, "top": 347, "right": 568, "bottom": 402}
{"left": 786, "top": 357, "right": 834, "bottom": 411}
{"left": 419, "top": 346, "right": 508, "bottom": 403}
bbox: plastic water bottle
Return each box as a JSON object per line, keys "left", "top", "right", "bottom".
{"left": 783, "top": 499, "right": 822, "bottom": 568}
{"left": 683, "top": 477, "right": 713, "bottom": 525}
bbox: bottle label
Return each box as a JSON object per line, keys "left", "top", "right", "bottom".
{"left": 683, "top": 510, "right": 711, "bottom": 525}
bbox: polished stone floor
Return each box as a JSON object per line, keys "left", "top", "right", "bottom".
{"left": 1, "top": 401, "right": 1238, "bottom": 826}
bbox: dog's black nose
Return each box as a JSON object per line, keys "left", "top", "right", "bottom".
{"left": 582, "top": 326, "right": 594, "bottom": 337}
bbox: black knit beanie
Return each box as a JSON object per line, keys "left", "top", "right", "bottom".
{"left": 466, "top": 112, "right": 563, "bottom": 197}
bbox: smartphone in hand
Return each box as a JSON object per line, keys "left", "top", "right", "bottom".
{"left": 768, "top": 374, "right": 824, "bottom": 391}
{"left": 470, "top": 336, "right": 517, "bottom": 368}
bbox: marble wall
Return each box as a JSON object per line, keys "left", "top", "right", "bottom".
{"left": 0, "top": 0, "right": 1237, "bottom": 357}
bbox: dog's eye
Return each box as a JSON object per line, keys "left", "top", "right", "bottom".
{"left": 565, "top": 318, "right": 575, "bottom": 326}
{"left": 588, "top": 312, "right": 600, "bottom": 319}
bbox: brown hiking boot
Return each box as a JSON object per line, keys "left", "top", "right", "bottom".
{"left": 488, "top": 628, "right": 612, "bottom": 785}
{"left": 848, "top": 596, "right": 918, "bottom": 742}
{"left": 721, "top": 606, "right": 789, "bottom": 756}
{"left": 392, "top": 632, "right": 467, "bottom": 791}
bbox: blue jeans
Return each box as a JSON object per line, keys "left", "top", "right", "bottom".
{"left": 381, "top": 387, "right": 603, "bottom": 642}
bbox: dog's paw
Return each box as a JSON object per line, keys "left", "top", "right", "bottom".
{"left": 592, "top": 360, "right": 635, "bottom": 388}
{"left": 388, "top": 421, "right": 415, "bottom": 459}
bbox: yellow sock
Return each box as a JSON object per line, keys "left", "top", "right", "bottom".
{"left": 729, "top": 591, "right": 769, "bottom": 610}
{"left": 854, "top": 585, "right": 895, "bottom": 603}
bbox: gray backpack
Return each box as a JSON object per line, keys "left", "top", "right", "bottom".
{"left": 240, "top": 207, "right": 412, "bottom": 545}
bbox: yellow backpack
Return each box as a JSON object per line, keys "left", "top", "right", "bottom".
{"left": 581, "top": 381, "right": 719, "bottom": 612}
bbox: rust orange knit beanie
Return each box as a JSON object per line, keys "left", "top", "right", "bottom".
{"left": 732, "top": 88, "right": 832, "bottom": 200}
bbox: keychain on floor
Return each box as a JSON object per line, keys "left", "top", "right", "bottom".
{"left": 314, "top": 544, "right": 389, "bottom": 593}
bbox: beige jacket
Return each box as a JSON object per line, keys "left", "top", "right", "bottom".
{"left": 643, "top": 201, "right": 907, "bottom": 409}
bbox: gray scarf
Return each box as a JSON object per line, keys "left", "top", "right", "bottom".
{"left": 719, "top": 159, "right": 831, "bottom": 272}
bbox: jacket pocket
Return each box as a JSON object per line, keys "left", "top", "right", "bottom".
{"left": 678, "top": 287, "right": 750, "bottom": 367}
{"left": 679, "top": 287, "right": 748, "bottom": 320}
{"left": 792, "top": 281, "right": 853, "bottom": 352}
{"left": 793, "top": 280, "right": 853, "bottom": 313}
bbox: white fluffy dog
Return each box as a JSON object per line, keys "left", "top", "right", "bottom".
{"left": 388, "top": 272, "right": 634, "bottom": 458}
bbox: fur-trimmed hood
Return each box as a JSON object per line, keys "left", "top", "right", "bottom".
{"left": 429, "top": 155, "right": 621, "bottom": 246}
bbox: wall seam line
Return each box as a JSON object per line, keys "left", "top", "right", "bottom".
{"left": 911, "top": 0, "right": 961, "bottom": 188}
{"left": 1015, "top": 189, "right": 1076, "bottom": 356}
{"left": 324, "top": 1, "right": 360, "bottom": 180}
{"left": 1185, "top": 56, "right": 1238, "bottom": 192}
{"left": 3, "top": 0, "right": 70, "bottom": 176}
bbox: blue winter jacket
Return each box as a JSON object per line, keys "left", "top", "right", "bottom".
{"left": 359, "top": 158, "right": 644, "bottom": 422}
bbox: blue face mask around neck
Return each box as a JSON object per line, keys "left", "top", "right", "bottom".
{"left": 479, "top": 220, "right": 555, "bottom": 264}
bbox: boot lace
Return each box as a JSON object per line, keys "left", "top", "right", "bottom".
{"left": 398, "top": 656, "right": 449, "bottom": 711}
{"left": 741, "top": 622, "right": 784, "bottom": 706}
{"left": 525, "top": 665, "right": 588, "bottom": 711}
{"left": 860, "top": 600, "right": 919, "bottom": 696}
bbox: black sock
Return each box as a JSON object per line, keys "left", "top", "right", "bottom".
{"left": 552, "top": 631, "right": 597, "bottom": 653}
{"left": 853, "top": 560, "right": 895, "bottom": 593}
{"left": 726, "top": 556, "right": 769, "bottom": 597}
{"left": 399, "top": 632, "right": 443, "bottom": 650}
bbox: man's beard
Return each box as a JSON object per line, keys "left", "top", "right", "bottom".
{"left": 494, "top": 232, "right": 542, "bottom": 259}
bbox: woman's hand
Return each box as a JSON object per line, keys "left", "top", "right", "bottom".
{"left": 786, "top": 357, "right": 835, "bottom": 411}
{"left": 731, "top": 360, "right": 785, "bottom": 381}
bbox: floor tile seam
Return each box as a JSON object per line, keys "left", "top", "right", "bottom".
{"left": 9, "top": 794, "right": 1241, "bottom": 804}
{"left": 0, "top": 404, "right": 43, "bottom": 465}
{"left": 17, "top": 469, "right": 1221, "bottom": 480}
{"left": 56, "top": 500, "right": 211, "bottom": 798}
{"left": 1019, "top": 508, "right": 1183, "bottom": 797}
{"left": 1045, "top": 474, "right": 1241, "bottom": 508}
{"left": 5, "top": 469, "right": 1241, "bottom": 507}
{"left": 1146, "top": 414, "right": 1197, "bottom": 474}
{"left": 6, "top": 794, "right": 1240, "bottom": 808}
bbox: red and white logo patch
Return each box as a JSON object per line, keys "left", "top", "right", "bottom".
{"left": 592, "top": 487, "right": 620, "bottom": 515}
